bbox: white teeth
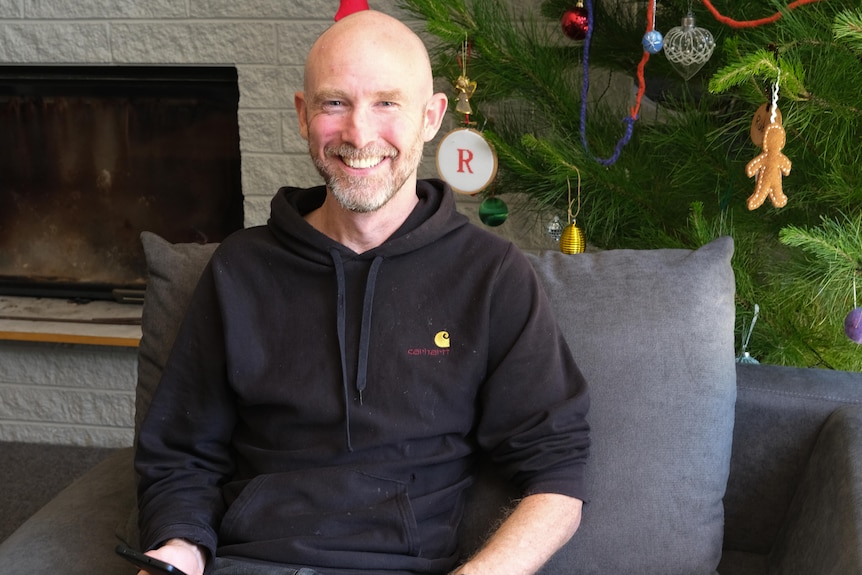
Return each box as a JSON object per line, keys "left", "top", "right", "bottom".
{"left": 343, "top": 156, "right": 384, "bottom": 169}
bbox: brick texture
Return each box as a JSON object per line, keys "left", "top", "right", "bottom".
{"left": 0, "top": 343, "right": 137, "bottom": 446}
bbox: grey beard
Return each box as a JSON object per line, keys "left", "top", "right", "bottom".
{"left": 312, "top": 159, "right": 400, "bottom": 213}
{"left": 312, "top": 140, "right": 424, "bottom": 213}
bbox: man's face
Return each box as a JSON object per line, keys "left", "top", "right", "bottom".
{"left": 296, "top": 26, "right": 440, "bottom": 213}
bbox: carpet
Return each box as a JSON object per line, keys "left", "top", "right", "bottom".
{"left": 0, "top": 441, "right": 119, "bottom": 542}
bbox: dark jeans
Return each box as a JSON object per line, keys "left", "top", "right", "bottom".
{"left": 211, "top": 557, "right": 320, "bottom": 575}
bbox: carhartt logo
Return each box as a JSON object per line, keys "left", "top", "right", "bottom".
{"left": 406, "top": 330, "right": 451, "bottom": 357}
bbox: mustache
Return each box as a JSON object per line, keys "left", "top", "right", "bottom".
{"left": 324, "top": 144, "right": 398, "bottom": 160}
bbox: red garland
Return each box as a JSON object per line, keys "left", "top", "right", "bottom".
{"left": 700, "top": 0, "right": 824, "bottom": 29}
{"left": 631, "top": 0, "right": 657, "bottom": 119}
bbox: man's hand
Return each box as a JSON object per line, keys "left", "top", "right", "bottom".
{"left": 137, "top": 539, "right": 206, "bottom": 575}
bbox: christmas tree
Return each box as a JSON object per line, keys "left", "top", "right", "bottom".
{"left": 400, "top": 0, "right": 862, "bottom": 371}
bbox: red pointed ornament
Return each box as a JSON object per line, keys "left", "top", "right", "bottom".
{"left": 335, "top": 0, "right": 369, "bottom": 21}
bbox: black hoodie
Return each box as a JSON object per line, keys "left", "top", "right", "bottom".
{"left": 136, "top": 179, "right": 590, "bottom": 575}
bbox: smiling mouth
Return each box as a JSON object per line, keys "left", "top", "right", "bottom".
{"left": 327, "top": 144, "right": 397, "bottom": 170}
{"left": 342, "top": 155, "right": 385, "bottom": 169}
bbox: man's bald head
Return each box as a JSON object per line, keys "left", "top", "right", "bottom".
{"left": 304, "top": 10, "right": 435, "bottom": 98}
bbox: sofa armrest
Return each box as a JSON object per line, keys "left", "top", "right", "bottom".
{"left": 725, "top": 364, "right": 862, "bottom": 556}
{"left": 769, "top": 405, "right": 862, "bottom": 574}
{"left": 0, "top": 447, "right": 136, "bottom": 574}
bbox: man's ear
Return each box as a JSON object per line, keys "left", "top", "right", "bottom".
{"left": 422, "top": 92, "right": 449, "bottom": 142}
{"left": 294, "top": 92, "right": 309, "bottom": 140}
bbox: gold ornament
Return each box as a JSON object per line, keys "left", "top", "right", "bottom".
{"left": 454, "top": 38, "right": 477, "bottom": 118}
{"left": 560, "top": 222, "right": 586, "bottom": 254}
{"left": 455, "top": 75, "right": 477, "bottom": 115}
{"left": 559, "top": 170, "right": 587, "bottom": 254}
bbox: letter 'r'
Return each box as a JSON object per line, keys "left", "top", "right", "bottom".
{"left": 457, "top": 148, "right": 474, "bottom": 174}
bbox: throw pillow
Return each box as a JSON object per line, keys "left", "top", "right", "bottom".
{"left": 528, "top": 236, "right": 736, "bottom": 575}
{"left": 135, "top": 231, "right": 218, "bottom": 441}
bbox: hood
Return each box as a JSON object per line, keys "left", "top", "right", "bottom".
{"left": 266, "top": 178, "right": 469, "bottom": 262}
{"left": 265, "top": 179, "right": 470, "bottom": 450}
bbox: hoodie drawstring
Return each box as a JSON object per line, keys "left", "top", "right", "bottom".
{"left": 356, "top": 256, "right": 383, "bottom": 404}
{"left": 329, "top": 248, "right": 384, "bottom": 452}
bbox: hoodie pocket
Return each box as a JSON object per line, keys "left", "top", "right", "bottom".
{"left": 219, "top": 468, "right": 421, "bottom": 557}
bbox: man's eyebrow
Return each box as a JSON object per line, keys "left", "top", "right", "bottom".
{"left": 312, "top": 89, "right": 350, "bottom": 105}
{"left": 375, "top": 90, "right": 405, "bottom": 102}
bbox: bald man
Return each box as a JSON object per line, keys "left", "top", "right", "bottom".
{"left": 134, "top": 11, "right": 589, "bottom": 575}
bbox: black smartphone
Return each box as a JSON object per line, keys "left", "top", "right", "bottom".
{"left": 115, "top": 544, "right": 189, "bottom": 575}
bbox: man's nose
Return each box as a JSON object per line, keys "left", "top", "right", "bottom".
{"left": 341, "top": 107, "right": 376, "bottom": 149}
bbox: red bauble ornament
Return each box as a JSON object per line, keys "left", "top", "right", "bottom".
{"left": 561, "top": 5, "right": 589, "bottom": 41}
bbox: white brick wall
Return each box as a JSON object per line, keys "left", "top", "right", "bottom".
{"left": 0, "top": 0, "right": 552, "bottom": 446}
{"left": 0, "top": 341, "right": 137, "bottom": 445}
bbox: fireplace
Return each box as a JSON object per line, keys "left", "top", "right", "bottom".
{"left": 0, "top": 65, "right": 243, "bottom": 302}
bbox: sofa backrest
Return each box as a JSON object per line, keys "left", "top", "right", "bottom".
{"left": 137, "top": 232, "right": 737, "bottom": 575}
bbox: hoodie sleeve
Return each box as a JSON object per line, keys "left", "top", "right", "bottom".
{"left": 475, "top": 245, "right": 591, "bottom": 502}
{"left": 135, "top": 259, "right": 237, "bottom": 559}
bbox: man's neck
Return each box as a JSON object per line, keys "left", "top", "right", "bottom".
{"left": 305, "top": 185, "right": 419, "bottom": 254}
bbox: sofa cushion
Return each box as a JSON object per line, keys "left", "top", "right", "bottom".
{"left": 136, "top": 231, "right": 218, "bottom": 441}
{"left": 528, "top": 236, "right": 736, "bottom": 575}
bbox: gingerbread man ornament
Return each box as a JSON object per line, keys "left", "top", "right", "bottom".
{"left": 745, "top": 115, "right": 791, "bottom": 210}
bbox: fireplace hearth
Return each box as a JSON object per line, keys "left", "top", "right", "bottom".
{"left": 0, "top": 66, "right": 243, "bottom": 301}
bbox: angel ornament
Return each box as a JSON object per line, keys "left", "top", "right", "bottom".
{"left": 454, "top": 74, "right": 477, "bottom": 115}
{"left": 453, "top": 38, "right": 477, "bottom": 117}
{"left": 745, "top": 115, "right": 790, "bottom": 210}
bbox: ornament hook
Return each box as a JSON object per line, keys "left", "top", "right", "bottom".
{"left": 742, "top": 303, "right": 760, "bottom": 352}
{"left": 559, "top": 168, "right": 586, "bottom": 254}
{"left": 566, "top": 168, "right": 582, "bottom": 224}
{"left": 736, "top": 304, "right": 761, "bottom": 363}
{"left": 770, "top": 67, "right": 781, "bottom": 124}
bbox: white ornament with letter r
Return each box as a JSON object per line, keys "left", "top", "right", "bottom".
{"left": 436, "top": 128, "right": 498, "bottom": 195}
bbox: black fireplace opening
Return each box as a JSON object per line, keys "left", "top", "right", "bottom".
{"left": 0, "top": 65, "right": 243, "bottom": 302}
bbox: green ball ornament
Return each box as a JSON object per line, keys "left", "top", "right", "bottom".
{"left": 479, "top": 197, "right": 508, "bottom": 227}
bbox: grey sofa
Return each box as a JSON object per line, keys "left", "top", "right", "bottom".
{"left": 2, "top": 233, "right": 861, "bottom": 575}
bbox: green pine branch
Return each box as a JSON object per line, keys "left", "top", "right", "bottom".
{"left": 833, "top": 9, "right": 862, "bottom": 54}
{"left": 401, "top": 0, "right": 862, "bottom": 369}
{"left": 708, "top": 46, "right": 808, "bottom": 101}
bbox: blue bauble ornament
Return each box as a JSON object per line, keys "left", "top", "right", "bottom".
{"left": 642, "top": 30, "right": 664, "bottom": 54}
